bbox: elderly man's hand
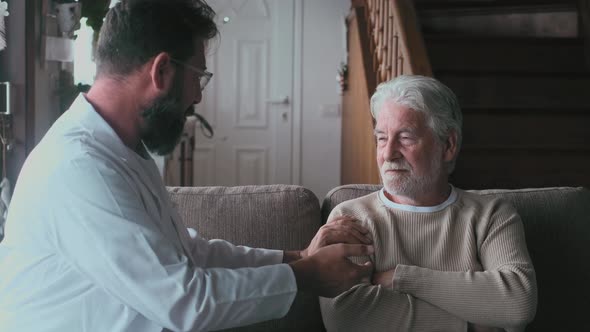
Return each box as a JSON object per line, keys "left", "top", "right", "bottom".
{"left": 372, "top": 268, "right": 396, "bottom": 289}
{"left": 290, "top": 243, "right": 374, "bottom": 298}
{"left": 301, "top": 216, "right": 372, "bottom": 258}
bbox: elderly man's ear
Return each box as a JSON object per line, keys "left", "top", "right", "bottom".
{"left": 443, "top": 130, "right": 459, "bottom": 163}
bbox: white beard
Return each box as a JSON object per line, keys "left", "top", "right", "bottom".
{"left": 380, "top": 148, "right": 444, "bottom": 200}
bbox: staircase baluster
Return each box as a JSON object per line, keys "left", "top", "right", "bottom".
{"left": 385, "top": 2, "right": 392, "bottom": 81}
{"left": 393, "top": 34, "right": 399, "bottom": 77}
{"left": 379, "top": 0, "right": 387, "bottom": 82}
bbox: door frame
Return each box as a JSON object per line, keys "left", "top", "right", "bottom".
{"left": 291, "top": 0, "right": 302, "bottom": 185}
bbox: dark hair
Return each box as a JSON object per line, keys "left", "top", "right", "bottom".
{"left": 95, "top": 0, "right": 218, "bottom": 77}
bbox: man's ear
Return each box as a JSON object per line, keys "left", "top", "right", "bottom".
{"left": 149, "top": 52, "right": 175, "bottom": 93}
{"left": 443, "top": 130, "right": 459, "bottom": 163}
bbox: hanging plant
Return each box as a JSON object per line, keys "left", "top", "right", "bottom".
{"left": 53, "top": 1, "right": 108, "bottom": 112}
{"left": 337, "top": 61, "right": 349, "bottom": 95}
{"left": 55, "top": 0, "right": 109, "bottom": 36}
{"left": 0, "top": 1, "right": 9, "bottom": 51}
{"left": 0, "top": 1, "right": 9, "bottom": 18}
{"left": 78, "top": 0, "right": 110, "bottom": 35}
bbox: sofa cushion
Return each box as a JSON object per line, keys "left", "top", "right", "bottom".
{"left": 321, "top": 185, "right": 590, "bottom": 331}
{"left": 167, "top": 185, "right": 324, "bottom": 332}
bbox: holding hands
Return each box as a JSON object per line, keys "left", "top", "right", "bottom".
{"left": 287, "top": 216, "right": 375, "bottom": 298}
{"left": 302, "top": 216, "right": 373, "bottom": 257}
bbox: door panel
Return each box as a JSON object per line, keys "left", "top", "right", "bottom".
{"left": 194, "top": 0, "right": 294, "bottom": 186}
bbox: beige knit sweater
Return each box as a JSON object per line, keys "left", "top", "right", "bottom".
{"left": 319, "top": 188, "right": 537, "bottom": 332}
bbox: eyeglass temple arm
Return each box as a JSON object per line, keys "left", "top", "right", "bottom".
{"left": 190, "top": 112, "right": 214, "bottom": 138}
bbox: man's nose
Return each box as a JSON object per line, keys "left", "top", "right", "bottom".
{"left": 383, "top": 139, "right": 401, "bottom": 161}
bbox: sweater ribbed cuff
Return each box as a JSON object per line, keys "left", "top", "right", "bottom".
{"left": 392, "top": 264, "right": 410, "bottom": 292}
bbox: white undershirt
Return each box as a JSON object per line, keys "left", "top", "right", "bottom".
{"left": 379, "top": 186, "right": 458, "bottom": 213}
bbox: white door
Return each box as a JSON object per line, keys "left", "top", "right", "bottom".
{"left": 193, "top": 0, "right": 295, "bottom": 186}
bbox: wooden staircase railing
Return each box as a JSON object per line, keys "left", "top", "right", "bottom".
{"left": 341, "top": 0, "right": 432, "bottom": 185}
{"left": 362, "top": 0, "right": 432, "bottom": 93}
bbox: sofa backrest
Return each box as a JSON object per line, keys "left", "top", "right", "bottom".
{"left": 322, "top": 185, "right": 590, "bottom": 331}
{"left": 168, "top": 185, "right": 324, "bottom": 332}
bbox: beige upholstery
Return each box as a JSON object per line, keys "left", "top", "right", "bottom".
{"left": 322, "top": 185, "right": 590, "bottom": 331}
{"left": 167, "top": 184, "right": 590, "bottom": 331}
{"left": 167, "top": 185, "right": 324, "bottom": 332}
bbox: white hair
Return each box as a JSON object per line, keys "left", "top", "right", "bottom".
{"left": 370, "top": 75, "right": 463, "bottom": 173}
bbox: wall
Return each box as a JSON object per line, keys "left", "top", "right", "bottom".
{"left": 35, "top": 4, "right": 61, "bottom": 147}
{"left": 300, "top": 0, "right": 350, "bottom": 200}
{"left": 1, "top": 0, "right": 26, "bottom": 186}
{"left": 0, "top": 1, "right": 62, "bottom": 187}
{"left": 340, "top": 8, "right": 380, "bottom": 186}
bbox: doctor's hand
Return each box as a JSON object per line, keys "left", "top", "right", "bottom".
{"left": 289, "top": 243, "right": 374, "bottom": 298}
{"left": 301, "top": 216, "right": 372, "bottom": 258}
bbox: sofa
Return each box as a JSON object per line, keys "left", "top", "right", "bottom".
{"left": 168, "top": 184, "right": 590, "bottom": 331}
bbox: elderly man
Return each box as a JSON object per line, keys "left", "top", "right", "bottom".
{"left": 0, "top": 1, "right": 374, "bottom": 331}
{"left": 320, "top": 75, "right": 537, "bottom": 331}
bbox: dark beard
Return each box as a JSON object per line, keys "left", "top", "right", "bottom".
{"left": 140, "top": 93, "right": 188, "bottom": 156}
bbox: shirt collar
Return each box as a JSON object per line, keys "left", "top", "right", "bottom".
{"left": 68, "top": 93, "right": 153, "bottom": 163}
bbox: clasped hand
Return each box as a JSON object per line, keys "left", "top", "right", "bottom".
{"left": 289, "top": 216, "right": 375, "bottom": 298}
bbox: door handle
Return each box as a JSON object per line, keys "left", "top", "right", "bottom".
{"left": 265, "top": 96, "right": 289, "bottom": 106}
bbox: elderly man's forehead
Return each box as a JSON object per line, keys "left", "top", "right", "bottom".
{"left": 376, "top": 102, "right": 428, "bottom": 127}
{"left": 378, "top": 101, "right": 422, "bottom": 118}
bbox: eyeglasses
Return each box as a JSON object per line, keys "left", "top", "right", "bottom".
{"left": 170, "top": 58, "right": 213, "bottom": 91}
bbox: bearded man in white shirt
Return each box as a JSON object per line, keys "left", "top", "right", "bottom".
{"left": 320, "top": 75, "right": 538, "bottom": 332}
{"left": 0, "top": 1, "right": 374, "bottom": 331}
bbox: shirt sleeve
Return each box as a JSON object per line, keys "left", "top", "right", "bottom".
{"left": 187, "top": 228, "right": 284, "bottom": 268}
{"left": 392, "top": 202, "right": 537, "bottom": 331}
{"left": 54, "top": 154, "right": 297, "bottom": 331}
{"left": 319, "top": 284, "right": 465, "bottom": 331}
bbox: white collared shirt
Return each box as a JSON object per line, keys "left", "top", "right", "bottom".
{"left": 0, "top": 95, "right": 297, "bottom": 332}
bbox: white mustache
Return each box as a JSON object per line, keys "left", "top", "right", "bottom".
{"left": 381, "top": 161, "right": 411, "bottom": 172}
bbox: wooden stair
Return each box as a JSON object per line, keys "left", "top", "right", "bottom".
{"left": 341, "top": 1, "right": 590, "bottom": 330}
{"left": 416, "top": 1, "right": 590, "bottom": 189}
{"left": 427, "top": 36, "right": 587, "bottom": 73}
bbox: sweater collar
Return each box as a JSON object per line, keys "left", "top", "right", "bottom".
{"left": 379, "top": 185, "right": 457, "bottom": 213}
